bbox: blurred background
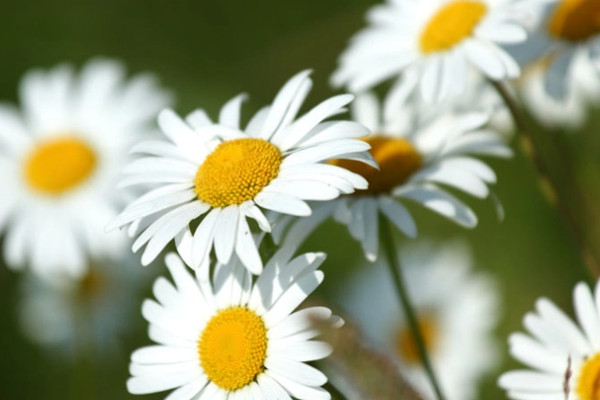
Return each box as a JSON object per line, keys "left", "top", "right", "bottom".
{"left": 0, "top": 0, "right": 598, "bottom": 399}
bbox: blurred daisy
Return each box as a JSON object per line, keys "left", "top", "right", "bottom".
{"left": 108, "top": 70, "right": 371, "bottom": 274}
{"left": 338, "top": 241, "right": 500, "bottom": 400}
{"left": 332, "top": 0, "right": 529, "bottom": 103}
{"left": 519, "top": 50, "right": 600, "bottom": 129}
{"left": 499, "top": 279, "right": 600, "bottom": 400}
{"left": 275, "top": 92, "right": 511, "bottom": 261}
{"left": 526, "top": 0, "right": 600, "bottom": 99}
{"left": 0, "top": 59, "right": 171, "bottom": 280}
{"left": 19, "top": 253, "right": 149, "bottom": 357}
{"left": 128, "top": 251, "right": 341, "bottom": 399}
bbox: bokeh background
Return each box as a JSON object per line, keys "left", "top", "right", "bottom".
{"left": 0, "top": 1, "right": 598, "bottom": 399}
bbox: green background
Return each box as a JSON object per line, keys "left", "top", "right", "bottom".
{"left": 0, "top": 1, "right": 597, "bottom": 399}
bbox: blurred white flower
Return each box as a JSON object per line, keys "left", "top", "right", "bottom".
{"left": 18, "top": 253, "right": 149, "bottom": 357}
{"left": 519, "top": 49, "right": 600, "bottom": 129}
{"left": 499, "top": 279, "right": 600, "bottom": 400}
{"left": 338, "top": 241, "right": 500, "bottom": 400}
{"left": 127, "top": 250, "right": 341, "bottom": 399}
{"left": 524, "top": 0, "right": 600, "bottom": 99}
{"left": 108, "top": 70, "right": 372, "bottom": 275}
{"left": 275, "top": 92, "right": 511, "bottom": 261}
{"left": 332, "top": 0, "right": 530, "bottom": 103}
{"left": 0, "top": 59, "right": 171, "bottom": 280}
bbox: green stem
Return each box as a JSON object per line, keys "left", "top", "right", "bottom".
{"left": 379, "top": 216, "right": 446, "bottom": 400}
{"left": 491, "top": 80, "right": 600, "bottom": 279}
{"left": 324, "top": 381, "right": 347, "bottom": 400}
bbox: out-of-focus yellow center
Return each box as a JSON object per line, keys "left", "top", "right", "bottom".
{"left": 194, "top": 138, "right": 282, "bottom": 208}
{"left": 331, "top": 136, "right": 422, "bottom": 195}
{"left": 548, "top": 0, "right": 600, "bottom": 42}
{"left": 77, "top": 268, "right": 105, "bottom": 299}
{"left": 24, "top": 136, "right": 97, "bottom": 195}
{"left": 395, "top": 314, "right": 439, "bottom": 364}
{"left": 420, "top": 0, "right": 488, "bottom": 53}
{"left": 576, "top": 352, "right": 600, "bottom": 400}
{"left": 199, "top": 307, "right": 268, "bottom": 391}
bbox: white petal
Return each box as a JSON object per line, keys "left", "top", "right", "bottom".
{"left": 219, "top": 94, "right": 247, "bottom": 129}
{"left": 255, "top": 190, "right": 311, "bottom": 217}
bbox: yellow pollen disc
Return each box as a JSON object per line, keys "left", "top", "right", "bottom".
{"left": 194, "top": 138, "right": 283, "bottom": 208}
{"left": 199, "top": 307, "right": 268, "bottom": 391}
{"left": 395, "top": 314, "right": 439, "bottom": 364}
{"left": 576, "top": 352, "right": 600, "bottom": 400}
{"left": 24, "top": 136, "right": 97, "bottom": 195}
{"left": 548, "top": 0, "right": 600, "bottom": 42}
{"left": 331, "top": 135, "right": 422, "bottom": 195}
{"left": 420, "top": 0, "right": 488, "bottom": 54}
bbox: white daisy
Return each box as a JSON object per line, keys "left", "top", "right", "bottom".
{"left": 523, "top": 0, "right": 600, "bottom": 99}
{"left": 519, "top": 49, "right": 600, "bottom": 129}
{"left": 127, "top": 250, "right": 341, "bottom": 399}
{"left": 18, "top": 253, "right": 149, "bottom": 356}
{"left": 332, "top": 0, "right": 530, "bottom": 103}
{"left": 274, "top": 91, "right": 511, "bottom": 261}
{"left": 338, "top": 241, "right": 500, "bottom": 400}
{"left": 0, "top": 59, "right": 170, "bottom": 280}
{"left": 107, "top": 70, "right": 372, "bottom": 274}
{"left": 498, "top": 279, "right": 600, "bottom": 400}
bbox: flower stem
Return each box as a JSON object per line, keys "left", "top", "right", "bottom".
{"left": 379, "top": 215, "right": 446, "bottom": 400}
{"left": 491, "top": 80, "right": 600, "bottom": 278}
{"left": 324, "top": 381, "right": 347, "bottom": 400}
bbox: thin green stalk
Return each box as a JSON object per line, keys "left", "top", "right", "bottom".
{"left": 324, "top": 381, "right": 347, "bottom": 400}
{"left": 491, "top": 80, "right": 600, "bottom": 278}
{"left": 379, "top": 216, "right": 446, "bottom": 400}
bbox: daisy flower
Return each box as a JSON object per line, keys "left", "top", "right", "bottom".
{"left": 332, "top": 0, "right": 530, "bottom": 103}
{"left": 274, "top": 91, "right": 511, "bottom": 261}
{"left": 127, "top": 250, "right": 341, "bottom": 399}
{"left": 519, "top": 50, "right": 600, "bottom": 129}
{"left": 338, "top": 241, "right": 500, "bottom": 400}
{"left": 108, "top": 70, "right": 372, "bottom": 274}
{"left": 527, "top": 0, "right": 600, "bottom": 99}
{"left": 18, "top": 253, "right": 149, "bottom": 356}
{"left": 498, "top": 279, "right": 600, "bottom": 400}
{"left": 0, "top": 59, "right": 170, "bottom": 280}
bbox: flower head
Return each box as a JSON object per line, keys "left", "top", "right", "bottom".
{"left": 0, "top": 59, "right": 170, "bottom": 280}
{"left": 499, "top": 279, "right": 600, "bottom": 400}
{"left": 18, "top": 253, "right": 148, "bottom": 356}
{"left": 275, "top": 91, "right": 511, "bottom": 261}
{"left": 522, "top": 0, "right": 600, "bottom": 99}
{"left": 108, "top": 70, "right": 372, "bottom": 274}
{"left": 332, "top": 0, "right": 529, "bottom": 103}
{"left": 127, "top": 250, "right": 341, "bottom": 399}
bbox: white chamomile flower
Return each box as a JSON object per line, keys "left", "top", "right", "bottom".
{"left": 108, "top": 70, "right": 372, "bottom": 274}
{"left": 18, "top": 253, "right": 149, "bottom": 356}
{"left": 275, "top": 92, "right": 511, "bottom": 261}
{"left": 332, "top": 0, "right": 530, "bottom": 103}
{"left": 127, "top": 250, "right": 341, "bottom": 400}
{"left": 524, "top": 0, "right": 600, "bottom": 99}
{"left": 338, "top": 241, "right": 500, "bottom": 400}
{"left": 519, "top": 49, "right": 600, "bottom": 129}
{"left": 499, "top": 279, "right": 600, "bottom": 400}
{"left": 0, "top": 59, "right": 170, "bottom": 280}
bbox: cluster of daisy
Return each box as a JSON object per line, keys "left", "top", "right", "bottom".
{"left": 1, "top": 0, "right": 600, "bottom": 399}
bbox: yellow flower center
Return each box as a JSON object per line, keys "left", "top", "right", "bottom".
{"left": 331, "top": 136, "right": 422, "bottom": 195}
{"left": 24, "top": 136, "right": 97, "bottom": 195}
{"left": 576, "top": 352, "right": 600, "bottom": 400}
{"left": 395, "top": 314, "right": 439, "bottom": 364}
{"left": 194, "top": 138, "right": 283, "bottom": 208}
{"left": 420, "top": 0, "right": 488, "bottom": 54}
{"left": 198, "top": 307, "right": 268, "bottom": 391}
{"left": 548, "top": 0, "right": 600, "bottom": 42}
